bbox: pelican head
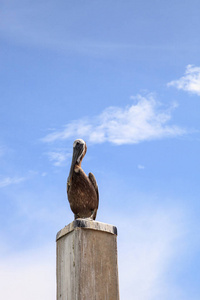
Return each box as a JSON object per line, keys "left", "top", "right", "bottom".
{"left": 73, "top": 139, "right": 87, "bottom": 164}
{"left": 68, "top": 139, "right": 87, "bottom": 183}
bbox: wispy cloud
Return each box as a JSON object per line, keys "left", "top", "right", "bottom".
{"left": 45, "top": 150, "right": 71, "bottom": 166}
{"left": 168, "top": 65, "right": 200, "bottom": 96}
{"left": 0, "top": 1, "right": 139, "bottom": 57}
{"left": 0, "top": 176, "right": 26, "bottom": 188}
{"left": 42, "top": 95, "right": 185, "bottom": 145}
{"left": 0, "top": 2, "right": 175, "bottom": 58}
{"left": 138, "top": 164, "right": 145, "bottom": 169}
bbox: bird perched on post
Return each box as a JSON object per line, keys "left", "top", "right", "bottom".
{"left": 67, "top": 139, "right": 99, "bottom": 220}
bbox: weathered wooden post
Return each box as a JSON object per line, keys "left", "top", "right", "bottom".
{"left": 56, "top": 139, "right": 120, "bottom": 299}
{"left": 56, "top": 219, "right": 119, "bottom": 300}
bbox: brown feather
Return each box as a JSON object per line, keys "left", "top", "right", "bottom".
{"left": 67, "top": 166, "right": 98, "bottom": 219}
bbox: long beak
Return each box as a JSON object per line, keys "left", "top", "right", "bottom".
{"left": 67, "top": 146, "right": 83, "bottom": 183}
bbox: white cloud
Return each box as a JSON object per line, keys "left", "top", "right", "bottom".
{"left": 168, "top": 65, "right": 200, "bottom": 96}
{"left": 45, "top": 150, "right": 71, "bottom": 166}
{"left": 0, "top": 245, "right": 55, "bottom": 300}
{"left": 0, "top": 176, "right": 26, "bottom": 188}
{"left": 138, "top": 164, "right": 145, "bottom": 169}
{"left": 42, "top": 95, "right": 185, "bottom": 145}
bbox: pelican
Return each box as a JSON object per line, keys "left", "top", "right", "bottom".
{"left": 67, "top": 139, "right": 99, "bottom": 220}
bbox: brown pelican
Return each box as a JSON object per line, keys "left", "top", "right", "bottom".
{"left": 67, "top": 139, "right": 99, "bottom": 220}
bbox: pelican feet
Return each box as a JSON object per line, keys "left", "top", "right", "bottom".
{"left": 74, "top": 210, "right": 97, "bottom": 221}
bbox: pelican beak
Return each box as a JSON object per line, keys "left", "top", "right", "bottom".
{"left": 68, "top": 143, "right": 84, "bottom": 182}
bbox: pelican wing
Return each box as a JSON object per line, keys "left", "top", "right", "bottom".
{"left": 67, "top": 181, "right": 70, "bottom": 193}
{"left": 88, "top": 172, "right": 99, "bottom": 208}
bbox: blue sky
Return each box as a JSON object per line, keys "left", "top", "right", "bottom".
{"left": 1, "top": 0, "right": 200, "bottom": 299}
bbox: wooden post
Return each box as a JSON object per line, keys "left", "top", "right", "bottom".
{"left": 56, "top": 219, "right": 120, "bottom": 300}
